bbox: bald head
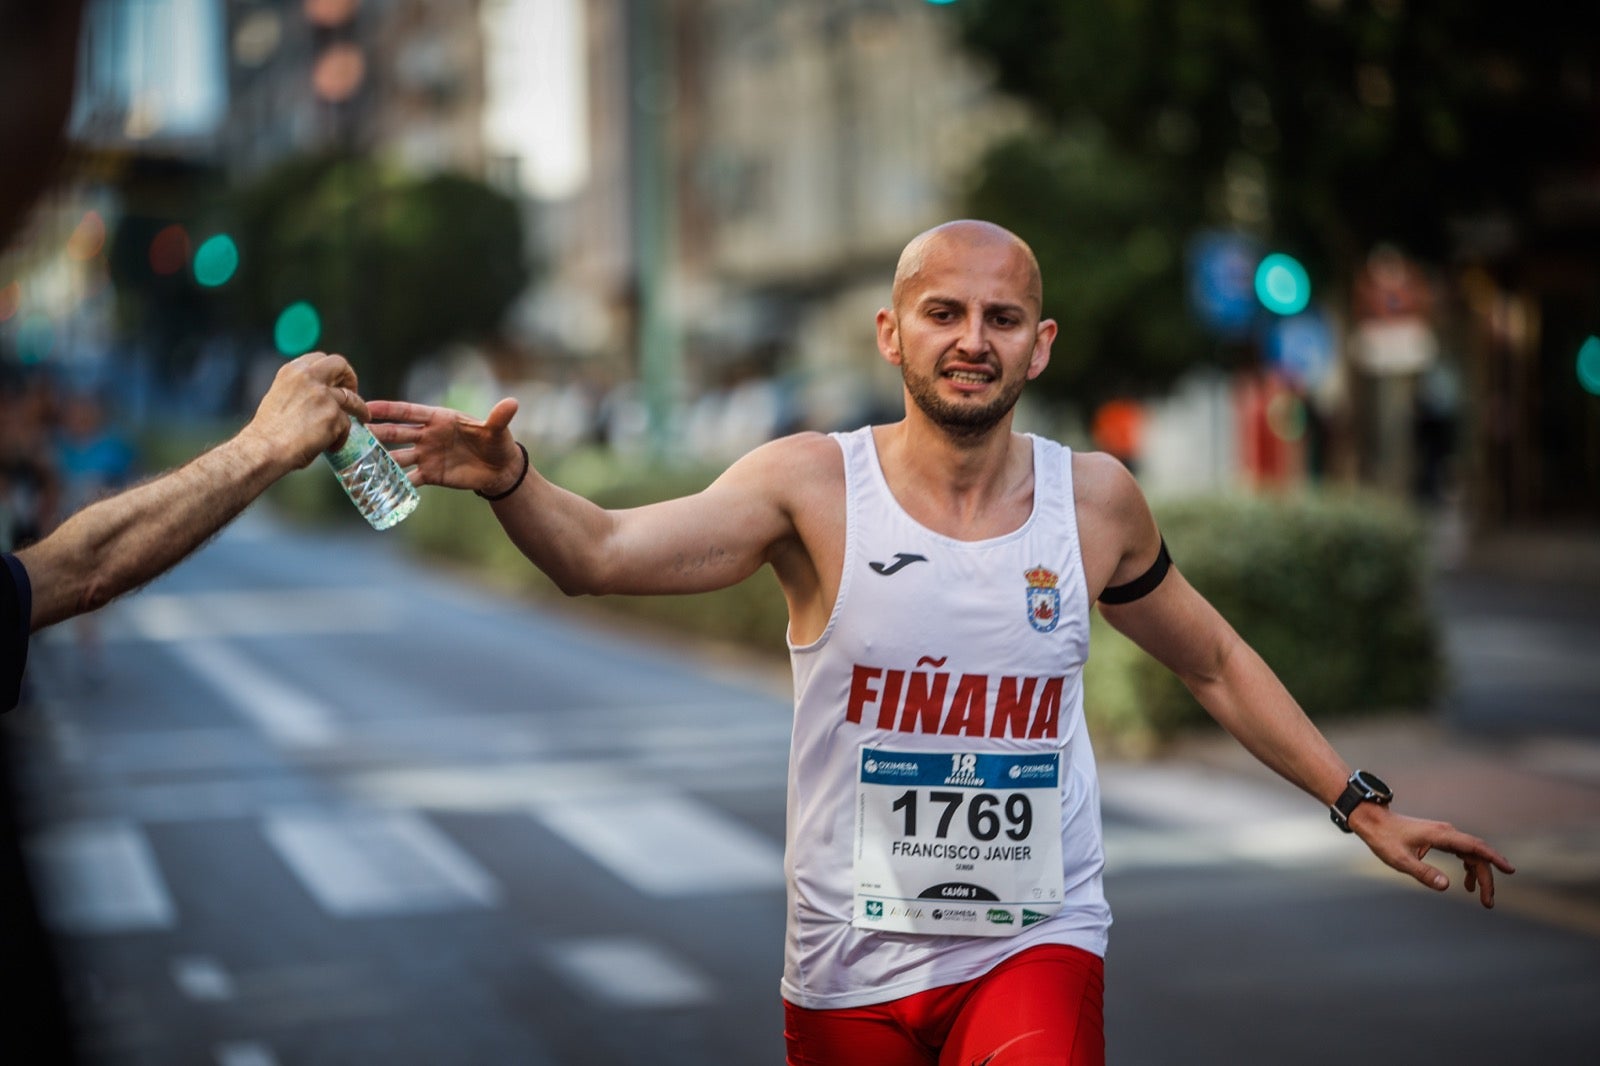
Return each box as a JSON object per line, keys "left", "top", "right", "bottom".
{"left": 890, "top": 220, "right": 1044, "bottom": 317}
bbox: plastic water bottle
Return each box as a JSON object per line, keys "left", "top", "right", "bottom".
{"left": 324, "top": 415, "right": 419, "bottom": 530}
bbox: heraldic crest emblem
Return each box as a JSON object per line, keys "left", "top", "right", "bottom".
{"left": 1025, "top": 565, "right": 1060, "bottom": 633}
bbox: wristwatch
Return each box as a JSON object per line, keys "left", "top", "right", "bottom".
{"left": 1329, "top": 770, "right": 1393, "bottom": 833}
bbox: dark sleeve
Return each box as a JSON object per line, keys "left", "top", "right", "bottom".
{"left": 1, "top": 553, "right": 31, "bottom": 714}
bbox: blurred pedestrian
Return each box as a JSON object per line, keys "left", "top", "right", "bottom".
{"left": 52, "top": 391, "right": 138, "bottom": 679}
{"left": 1089, "top": 395, "right": 1145, "bottom": 474}
{"left": 374, "top": 219, "right": 1514, "bottom": 1066}
{"left": 0, "top": 381, "right": 61, "bottom": 552}
{"left": 53, "top": 392, "right": 136, "bottom": 515}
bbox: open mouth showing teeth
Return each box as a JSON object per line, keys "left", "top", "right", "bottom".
{"left": 945, "top": 370, "right": 992, "bottom": 384}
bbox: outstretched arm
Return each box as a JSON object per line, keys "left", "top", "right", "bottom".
{"left": 17, "top": 352, "right": 367, "bottom": 629}
{"left": 368, "top": 398, "right": 812, "bottom": 598}
{"left": 1081, "top": 457, "right": 1514, "bottom": 907}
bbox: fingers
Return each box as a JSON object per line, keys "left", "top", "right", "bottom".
{"left": 485, "top": 397, "right": 520, "bottom": 431}
{"left": 1464, "top": 860, "right": 1496, "bottom": 909}
{"left": 328, "top": 412, "right": 353, "bottom": 453}
{"left": 1405, "top": 857, "right": 1450, "bottom": 893}
{"left": 294, "top": 350, "right": 360, "bottom": 391}
{"left": 1367, "top": 813, "right": 1518, "bottom": 907}
{"left": 275, "top": 352, "right": 366, "bottom": 424}
{"left": 368, "top": 421, "right": 440, "bottom": 452}
{"left": 366, "top": 399, "right": 438, "bottom": 424}
{"left": 1401, "top": 825, "right": 1513, "bottom": 907}
{"left": 1435, "top": 826, "right": 1516, "bottom": 876}
{"left": 365, "top": 397, "right": 519, "bottom": 434}
{"left": 369, "top": 422, "right": 406, "bottom": 448}
{"left": 340, "top": 386, "right": 370, "bottom": 425}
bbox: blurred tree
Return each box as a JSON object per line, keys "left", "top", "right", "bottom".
{"left": 951, "top": 0, "right": 1600, "bottom": 406}
{"left": 229, "top": 154, "right": 531, "bottom": 398}
{"left": 107, "top": 158, "right": 231, "bottom": 382}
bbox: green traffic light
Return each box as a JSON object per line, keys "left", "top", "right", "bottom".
{"left": 193, "top": 234, "right": 239, "bottom": 287}
{"left": 274, "top": 301, "right": 322, "bottom": 356}
{"left": 1578, "top": 336, "right": 1600, "bottom": 396}
{"left": 1255, "top": 253, "right": 1311, "bottom": 316}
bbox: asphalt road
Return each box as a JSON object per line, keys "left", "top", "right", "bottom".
{"left": 8, "top": 508, "right": 1597, "bottom": 1065}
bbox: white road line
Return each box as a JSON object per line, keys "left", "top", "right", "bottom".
{"left": 167, "top": 640, "right": 339, "bottom": 747}
{"left": 535, "top": 793, "right": 784, "bottom": 897}
{"left": 263, "top": 809, "right": 500, "bottom": 917}
{"left": 119, "top": 589, "right": 398, "bottom": 642}
{"left": 172, "top": 955, "right": 236, "bottom": 1002}
{"left": 1102, "top": 818, "right": 1358, "bottom": 873}
{"left": 27, "top": 820, "right": 176, "bottom": 935}
{"left": 545, "top": 936, "right": 714, "bottom": 1008}
{"left": 214, "top": 1040, "right": 279, "bottom": 1066}
{"left": 1098, "top": 763, "right": 1362, "bottom": 872}
{"left": 351, "top": 761, "right": 643, "bottom": 811}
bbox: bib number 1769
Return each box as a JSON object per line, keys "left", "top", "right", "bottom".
{"left": 889, "top": 789, "right": 1033, "bottom": 842}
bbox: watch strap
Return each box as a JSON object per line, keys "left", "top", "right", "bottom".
{"left": 1329, "top": 771, "right": 1392, "bottom": 833}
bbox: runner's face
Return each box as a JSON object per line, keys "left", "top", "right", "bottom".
{"left": 879, "top": 237, "right": 1054, "bottom": 440}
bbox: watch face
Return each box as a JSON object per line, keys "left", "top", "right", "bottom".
{"left": 1353, "top": 770, "right": 1391, "bottom": 800}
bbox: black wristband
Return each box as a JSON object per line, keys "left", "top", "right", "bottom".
{"left": 475, "top": 442, "right": 529, "bottom": 501}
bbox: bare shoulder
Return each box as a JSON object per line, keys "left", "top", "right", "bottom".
{"left": 716, "top": 430, "right": 844, "bottom": 499}
{"left": 1072, "top": 449, "right": 1146, "bottom": 519}
{"left": 1071, "top": 449, "right": 1158, "bottom": 592}
{"left": 759, "top": 430, "right": 844, "bottom": 467}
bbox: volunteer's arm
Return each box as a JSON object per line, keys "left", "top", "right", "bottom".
{"left": 17, "top": 353, "right": 366, "bottom": 629}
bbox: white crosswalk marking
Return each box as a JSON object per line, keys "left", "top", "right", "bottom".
{"left": 535, "top": 793, "right": 784, "bottom": 896}
{"left": 213, "top": 1040, "right": 280, "bottom": 1066}
{"left": 120, "top": 588, "right": 398, "bottom": 642}
{"left": 172, "top": 955, "right": 237, "bottom": 1002}
{"left": 545, "top": 937, "right": 715, "bottom": 1008}
{"left": 1103, "top": 819, "right": 1353, "bottom": 872}
{"left": 1097, "top": 762, "right": 1358, "bottom": 872}
{"left": 167, "top": 639, "right": 340, "bottom": 747}
{"left": 263, "top": 810, "right": 500, "bottom": 917}
{"left": 27, "top": 820, "right": 176, "bottom": 934}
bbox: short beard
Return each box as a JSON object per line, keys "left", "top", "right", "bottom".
{"left": 901, "top": 358, "right": 1025, "bottom": 441}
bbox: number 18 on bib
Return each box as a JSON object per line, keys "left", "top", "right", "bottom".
{"left": 853, "top": 747, "right": 1064, "bottom": 936}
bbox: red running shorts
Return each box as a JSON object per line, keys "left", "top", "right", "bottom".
{"left": 783, "top": 943, "right": 1104, "bottom": 1066}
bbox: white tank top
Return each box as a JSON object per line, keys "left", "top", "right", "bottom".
{"left": 781, "top": 427, "right": 1111, "bottom": 1010}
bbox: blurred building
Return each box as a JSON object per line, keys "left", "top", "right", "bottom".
{"left": 72, "top": 0, "right": 229, "bottom": 155}
{"left": 12, "top": 0, "right": 1591, "bottom": 531}
{"left": 534, "top": 0, "right": 1029, "bottom": 434}
{"left": 0, "top": 0, "right": 230, "bottom": 388}
{"left": 1453, "top": 194, "right": 1600, "bottom": 531}
{"left": 223, "top": 0, "right": 489, "bottom": 177}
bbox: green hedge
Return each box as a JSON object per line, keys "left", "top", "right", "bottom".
{"left": 1084, "top": 492, "right": 1440, "bottom": 752}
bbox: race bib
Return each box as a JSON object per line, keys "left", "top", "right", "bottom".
{"left": 852, "top": 747, "right": 1064, "bottom": 937}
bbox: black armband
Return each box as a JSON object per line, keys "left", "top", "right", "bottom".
{"left": 1099, "top": 538, "right": 1172, "bottom": 605}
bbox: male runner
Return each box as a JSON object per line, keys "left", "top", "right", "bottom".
{"left": 370, "top": 220, "right": 1512, "bottom": 1066}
